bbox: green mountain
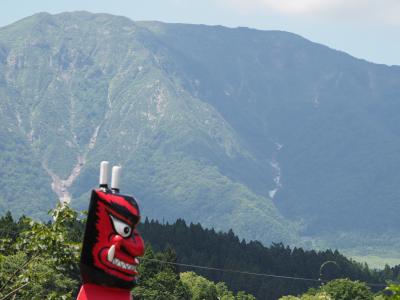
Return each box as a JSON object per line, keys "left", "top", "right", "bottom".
{"left": 1, "top": 12, "right": 400, "bottom": 250}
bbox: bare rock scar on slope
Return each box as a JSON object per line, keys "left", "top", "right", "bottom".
{"left": 43, "top": 155, "right": 85, "bottom": 204}
{"left": 42, "top": 125, "right": 100, "bottom": 204}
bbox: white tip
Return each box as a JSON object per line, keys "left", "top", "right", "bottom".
{"left": 99, "top": 161, "right": 109, "bottom": 186}
{"left": 107, "top": 245, "right": 115, "bottom": 262}
{"left": 111, "top": 165, "right": 122, "bottom": 191}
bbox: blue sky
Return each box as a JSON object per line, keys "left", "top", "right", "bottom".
{"left": 2, "top": 0, "right": 399, "bottom": 66}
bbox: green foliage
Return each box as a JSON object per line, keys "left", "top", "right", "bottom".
{"left": 216, "top": 282, "right": 235, "bottom": 300}
{"left": 319, "top": 279, "right": 373, "bottom": 300}
{"left": 180, "top": 271, "right": 218, "bottom": 300}
{"left": 180, "top": 271, "right": 255, "bottom": 300}
{"left": 235, "top": 291, "right": 257, "bottom": 300}
{"left": 132, "top": 245, "right": 255, "bottom": 300}
{"left": 133, "top": 270, "right": 190, "bottom": 300}
{"left": 280, "top": 279, "right": 374, "bottom": 300}
{"left": 0, "top": 204, "right": 81, "bottom": 299}
{"left": 7, "top": 255, "right": 77, "bottom": 300}
{"left": 132, "top": 245, "right": 191, "bottom": 300}
{"left": 374, "top": 295, "right": 387, "bottom": 300}
{"left": 386, "top": 283, "right": 400, "bottom": 299}
{"left": 280, "top": 293, "right": 332, "bottom": 300}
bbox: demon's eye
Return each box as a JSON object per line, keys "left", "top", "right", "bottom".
{"left": 110, "top": 215, "right": 132, "bottom": 238}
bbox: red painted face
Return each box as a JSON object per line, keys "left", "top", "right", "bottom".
{"left": 92, "top": 192, "right": 144, "bottom": 281}
{"left": 80, "top": 189, "right": 145, "bottom": 288}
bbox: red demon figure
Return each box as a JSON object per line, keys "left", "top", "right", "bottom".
{"left": 77, "top": 162, "right": 145, "bottom": 300}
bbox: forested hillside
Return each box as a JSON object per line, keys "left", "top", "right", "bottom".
{"left": 140, "top": 219, "right": 394, "bottom": 299}
{"left": 1, "top": 12, "right": 400, "bottom": 253}
{"left": 1, "top": 207, "right": 398, "bottom": 299}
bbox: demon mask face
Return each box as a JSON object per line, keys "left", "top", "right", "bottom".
{"left": 80, "top": 162, "right": 145, "bottom": 289}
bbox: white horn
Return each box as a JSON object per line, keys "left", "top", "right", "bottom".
{"left": 111, "top": 165, "right": 121, "bottom": 193}
{"left": 99, "top": 161, "right": 109, "bottom": 188}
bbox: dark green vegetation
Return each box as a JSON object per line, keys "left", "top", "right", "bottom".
{"left": 280, "top": 279, "right": 400, "bottom": 300}
{"left": 280, "top": 279, "right": 375, "bottom": 300}
{"left": 140, "top": 218, "right": 399, "bottom": 299}
{"left": 1, "top": 12, "right": 400, "bottom": 253}
{"left": 0, "top": 206, "right": 255, "bottom": 300}
{"left": 133, "top": 247, "right": 255, "bottom": 300}
{"left": 1, "top": 207, "right": 399, "bottom": 299}
{"left": 312, "top": 279, "right": 375, "bottom": 300}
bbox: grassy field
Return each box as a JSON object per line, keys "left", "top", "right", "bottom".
{"left": 347, "top": 254, "right": 400, "bottom": 270}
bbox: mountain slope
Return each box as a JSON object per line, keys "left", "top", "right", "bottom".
{"left": 136, "top": 21, "right": 400, "bottom": 235}
{"left": 1, "top": 12, "right": 400, "bottom": 249}
{"left": 0, "top": 12, "right": 296, "bottom": 244}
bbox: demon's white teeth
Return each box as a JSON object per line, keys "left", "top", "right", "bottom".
{"left": 135, "top": 258, "right": 139, "bottom": 265}
{"left": 107, "top": 245, "right": 115, "bottom": 262}
{"left": 111, "top": 257, "right": 136, "bottom": 271}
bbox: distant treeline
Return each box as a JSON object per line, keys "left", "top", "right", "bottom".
{"left": 140, "top": 219, "right": 400, "bottom": 299}
{"left": 0, "top": 211, "right": 398, "bottom": 299}
{"left": 140, "top": 218, "right": 396, "bottom": 299}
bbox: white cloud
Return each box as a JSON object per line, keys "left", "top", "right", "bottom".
{"left": 216, "top": 0, "right": 400, "bottom": 26}
{"left": 255, "top": 0, "right": 339, "bottom": 14}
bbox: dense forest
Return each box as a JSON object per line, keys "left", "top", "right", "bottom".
{"left": 0, "top": 205, "right": 399, "bottom": 299}
{"left": 140, "top": 219, "right": 398, "bottom": 299}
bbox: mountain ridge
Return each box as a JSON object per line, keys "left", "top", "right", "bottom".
{"left": 1, "top": 12, "right": 400, "bottom": 254}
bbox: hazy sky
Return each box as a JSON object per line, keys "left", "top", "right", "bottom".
{"left": 2, "top": 0, "right": 399, "bottom": 66}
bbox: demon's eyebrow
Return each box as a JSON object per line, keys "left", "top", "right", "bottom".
{"left": 106, "top": 208, "right": 132, "bottom": 226}
{"left": 97, "top": 191, "right": 139, "bottom": 217}
{"left": 105, "top": 202, "right": 140, "bottom": 226}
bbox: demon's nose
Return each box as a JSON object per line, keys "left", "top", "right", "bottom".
{"left": 110, "top": 233, "right": 145, "bottom": 258}
{"left": 123, "top": 234, "right": 145, "bottom": 258}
